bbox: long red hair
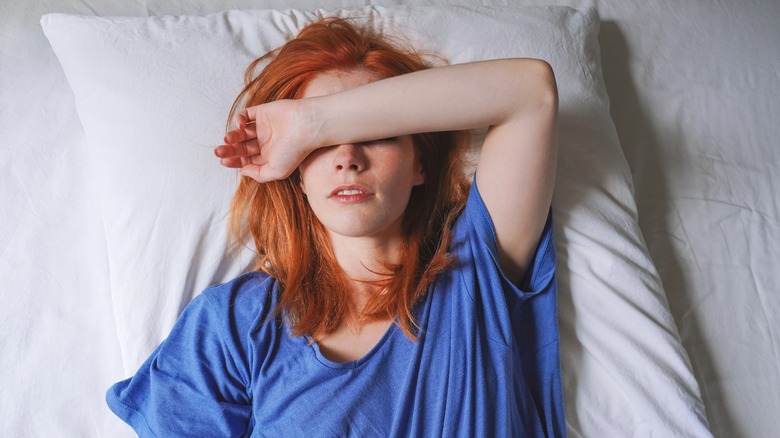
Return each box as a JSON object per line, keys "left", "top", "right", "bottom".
{"left": 228, "top": 17, "right": 469, "bottom": 340}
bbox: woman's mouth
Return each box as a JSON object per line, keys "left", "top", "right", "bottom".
{"left": 329, "top": 185, "right": 374, "bottom": 203}
{"left": 336, "top": 189, "right": 365, "bottom": 195}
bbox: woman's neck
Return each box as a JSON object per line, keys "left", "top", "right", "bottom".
{"left": 328, "top": 233, "right": 403, "bottom": 281}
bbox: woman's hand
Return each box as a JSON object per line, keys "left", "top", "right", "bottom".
{"left": 214, "top": 99, "right": 313, "bottom": 183}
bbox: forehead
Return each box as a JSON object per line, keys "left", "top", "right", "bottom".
{"left": 302, "top": 69, "right": 383, "bottom": 98}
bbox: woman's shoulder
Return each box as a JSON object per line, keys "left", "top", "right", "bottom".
{"left": 451, "top": 180, "right": 493, "bottom": 244}
{"left": 197, "top": 271, "right": 280, "bottom": 331}
{"left": 202, "top": 270, "right": 276, "bottom": 297}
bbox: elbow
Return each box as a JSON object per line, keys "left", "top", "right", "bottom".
{"left": 529, "top": 59, "right": 558, "bottom": 110}
{"left": 508, "top": 58, "right": 558, "bottom": 112}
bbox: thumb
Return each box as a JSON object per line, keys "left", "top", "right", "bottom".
{"left": 239, "top": 163, "right": 283, "bottom": 183}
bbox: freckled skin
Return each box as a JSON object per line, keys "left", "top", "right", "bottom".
{"left": 298, "top": 69, "right": 424, "bottom": 243}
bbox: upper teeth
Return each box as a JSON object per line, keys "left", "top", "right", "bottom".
{"left": 337, "top": 189, "right": 364, "bottom": 195}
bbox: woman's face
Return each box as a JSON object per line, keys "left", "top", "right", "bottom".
{"left": 298, "top": 69, "right": 424, "bottom": 242}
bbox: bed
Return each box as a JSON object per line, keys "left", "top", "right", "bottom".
{"left": 1, "top": 0, "right": 777, "bottom": 437}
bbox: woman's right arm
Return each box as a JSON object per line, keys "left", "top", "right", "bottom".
{"left": 215, "top": 59, "right": 557, "bottom": 283}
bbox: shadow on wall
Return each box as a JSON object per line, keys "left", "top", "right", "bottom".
{"left": 597, "top": 20, "right": 733, "bottom": 437}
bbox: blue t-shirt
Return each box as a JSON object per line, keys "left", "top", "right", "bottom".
{"left": 107, "top": 182, "right": 565, "bottom": 437}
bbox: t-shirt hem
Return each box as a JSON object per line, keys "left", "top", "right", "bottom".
{"left": 106, "top": 384, "right": 157, "bottom": 437}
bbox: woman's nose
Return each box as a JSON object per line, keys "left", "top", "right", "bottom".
{"left": 333, "top": 143, "right": 365, "bottom": 172}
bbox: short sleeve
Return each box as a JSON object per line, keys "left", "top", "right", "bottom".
{"left": 106, "top": 292, "right": 252, "bottom": 437}
{"left": 445, "top": 180, "right": 564, "bottom": 435}
{"left": 462, "top": 179, "right": 555, "bottom": 297}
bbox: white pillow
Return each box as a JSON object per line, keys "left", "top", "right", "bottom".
{"left": 42, "top": 6, "right": 710, "bottom": 436}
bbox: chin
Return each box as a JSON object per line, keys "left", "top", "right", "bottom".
{"left": 324, "top": 217, "right": 402, "bottom": 240}
{"left": 328, "top": 224, "right": 382, "bottom": 239}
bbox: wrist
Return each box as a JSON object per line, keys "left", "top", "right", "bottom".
{"left": 296, "top": 97, "right": 329, "bottom": 152}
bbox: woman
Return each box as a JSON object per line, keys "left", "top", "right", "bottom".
{"left": 107, "top": 17, "right": 562, "bottom": 437}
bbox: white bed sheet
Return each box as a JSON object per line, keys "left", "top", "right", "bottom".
{"left": 593, "top": 3, "right": 780, "bottom": 436}
{"left": 2, "top": 0, "right": 778, "bottom": 437}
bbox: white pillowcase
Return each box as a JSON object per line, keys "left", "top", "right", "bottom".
{"left": 42, "top": 6, "right": 710, "bottom": 436}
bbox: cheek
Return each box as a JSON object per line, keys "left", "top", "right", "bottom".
{"left": 297, "top": 156, "right": 323, "bottom": 195}
{"left": 380, "top": 158, "right": 420, "bottom": 210}
{"left": 400, "top": 139, "right": 423, "bottom": 186}
{"left": 394, "top": 149, "right": 423, "bottom": 187}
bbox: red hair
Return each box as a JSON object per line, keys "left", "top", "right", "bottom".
{"left": 228, "top": 17, "right": 469, "bottom": 340}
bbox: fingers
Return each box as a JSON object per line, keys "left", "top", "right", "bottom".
{"left": 232, "top": 109, "right": 250, "bottom": 129}
{"left": 214, "top": 140, "right": 260, "bottom": 159}
{"left": 232, "top": 107, "right": 259, "bottom": 130}
{"left": 218, "top": 157, "right": 244, "bottom": 168}
{"left": 217, "top": 106, "right": 274, "bottom": 179}
{"left": 216, "top": 121, "right": 259, "bottom": 158}
{"left": 223, "top": 120, "right": 257, "bottom": 144}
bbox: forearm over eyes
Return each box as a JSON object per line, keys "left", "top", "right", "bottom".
{"left": 298, "top": 58, "right": 558, "bottom": 281}
{"left": 301, "top": 58, "right": 557, "bottom": 147}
